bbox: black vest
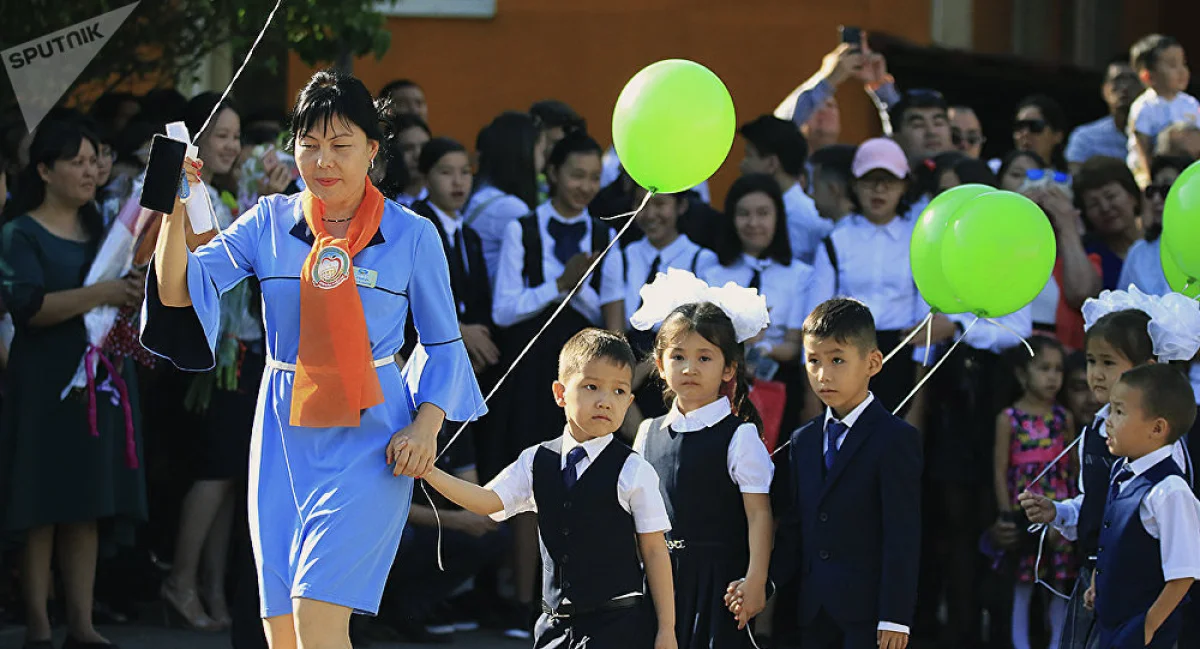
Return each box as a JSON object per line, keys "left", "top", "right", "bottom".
{"left": 1095, "top": 456, "right": 1184, "bottom": 626}
{"left": 642, "top": 414, "right": 748, "bottom": 558}
{"left": 1078, "top": 417, "right": 1119, "bottom": 564}
{"left": 520, "top": 212, "right": 609, "bottom": 295}
{"left": 532, "top": 438, "right": 643, "bottom": 612}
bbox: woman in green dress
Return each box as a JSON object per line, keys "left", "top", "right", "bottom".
{"left": 0, "top": 120, "right": 148, "bottom": 649}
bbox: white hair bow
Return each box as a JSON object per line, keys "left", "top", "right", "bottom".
{"left": 1082, "top": 285, "right": 1200, "bottom": 362}
{"left": 629, "top": 268, "right": 770, "bottom": 343}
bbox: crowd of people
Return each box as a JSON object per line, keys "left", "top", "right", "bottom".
{"left": 0, "top": 25, "right": 1197, "bottom": 649}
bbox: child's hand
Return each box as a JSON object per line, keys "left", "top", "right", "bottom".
{"left": 990, "top": 518, "right": 1020, "bottom": 549}
{"left": 1018, "top": 491, "right": 1057, "bottom": 524}
{"left": 654, "top": 626, "right": 677, "bottom": 649}
{"left": 732, "top": 577, "right": 766, "bottom": 630}
{"left": 724, "top": 579, "right": 745, "bottom": 613}
{"left": 878, "top": 629, "right": 909, "bottom": 649}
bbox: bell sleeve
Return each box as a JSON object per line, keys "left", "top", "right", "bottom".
{"left": 401, "top": 219, "right": 487, "bottom": 422}
{"left": 140, "top": 198, "right": 267, "bottom": 370}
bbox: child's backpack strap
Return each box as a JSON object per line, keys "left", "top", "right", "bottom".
{"left": 689, "top": 249, "right": 702, "bottom": 274}
{"left": 518, "top": 213, "right": 543, "bottom": 287}
{"left": 464, "top": 193, "right": 503, "bottom": 228}
{"left": 823, "top": 235, "right": 840, "bottom": 294}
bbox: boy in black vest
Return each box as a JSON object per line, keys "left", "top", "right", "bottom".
{"left": 738, "top": 298, "right": 921, "bottom": 649}
{"left": 422, "top": 329, "right": 676, "bottom": 649}
{"left": 1027, "top": 364, "right": 1200, "bottom": 649}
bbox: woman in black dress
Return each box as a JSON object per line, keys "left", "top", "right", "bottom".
{"left": 0, "top": 120, "right": 148, "bottom": 649}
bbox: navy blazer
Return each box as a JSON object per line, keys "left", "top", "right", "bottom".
{"left": 771, "top": 397, "right": 923, "bottom": 628}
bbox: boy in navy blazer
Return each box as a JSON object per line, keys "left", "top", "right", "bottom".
{"left": 732, "top": 298, "right": 921, "bottom": 649}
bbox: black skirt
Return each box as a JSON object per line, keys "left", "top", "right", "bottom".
{"left": 671, "top": 547, "right": 752, "bottom": 649}
{"left": 192, "top": 347, "right": 264, "bottom": 481}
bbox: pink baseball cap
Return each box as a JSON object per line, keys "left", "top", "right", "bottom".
{"left": 852, "top": 138, "right": 909, "bottom": 179}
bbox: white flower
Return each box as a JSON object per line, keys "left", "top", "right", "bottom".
{"left": 630, "top": 268, "right": 770, "bottom": 343}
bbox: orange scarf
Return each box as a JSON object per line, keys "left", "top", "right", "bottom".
{"left": 291, "top": 180, "right": 386, "bottom": 427}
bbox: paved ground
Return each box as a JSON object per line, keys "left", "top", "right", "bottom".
{"left": 0, "top": 621, "right": 530, "bottom": 648}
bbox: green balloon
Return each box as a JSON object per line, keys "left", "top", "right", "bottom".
{"left": 941, "top": 191, "right": 1056, "bottom": 318}
{"left": 910, "top": 184, "right": 995, "bottom": 314}
{"left": 1162, "top": 159, "right": 1200, "bottom": 279}
{"left": 1161, "top": 238, "right": 1200, "bottom": 298}
{"left": 612, "top": 59, "right": 736, "bottom": 194}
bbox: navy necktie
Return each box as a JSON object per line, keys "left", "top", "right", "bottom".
{"left": 547, "top": 219, "right": 587, "bottom": 266}
{"left": 1107, "top": 464, "right": 1134, "bottom": 503}
{"left": 824, "top": 420, "right": 848, "bottom": 472}
{"left": 564, "top": 446, "right": 588, "bottom": 489}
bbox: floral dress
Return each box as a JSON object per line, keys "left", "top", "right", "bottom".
{"left": 1005, "top": 405, "right": 1078, "bottom": 588}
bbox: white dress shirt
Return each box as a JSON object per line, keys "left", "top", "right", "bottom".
{"left": 428, "top": 202, "right": 470, "bottom": 272}
{"left": 622, "top": 234, "right": 718, "bottom": 327}
{"left": 703, "top": 255, "right": 812, "bottom": 351}
{"left": 947, "top": 308, "right": 1033, "bottom": 354}
{"left": 491, "top": 201, "right": 624, "bottom": 328}
{"left": 820, "top": 392, "right": 910, "bottom": 635}
{"left": 783, "top": 182, "right": 833, "bottom": 265}
{"left": 633, "top": 397, "right": 774, "bottom": 493}
{"left": 1052, "top": 404, "right": 1193, "bottom": 541}
{"left": 485, "top": 428, "right": 671, "bottom": 534}
{"left": 1100, "top": 446, "right": 1200, "bottom": 582}
{"left": 806, "top": 214, "right": 929, "bottom": 332}
{"left": 463, "top": 184, "right": 534, "bottom": 287}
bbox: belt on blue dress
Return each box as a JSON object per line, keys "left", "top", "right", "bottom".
{"left": 264, "top": 354, "right": 400, "bottom": 372}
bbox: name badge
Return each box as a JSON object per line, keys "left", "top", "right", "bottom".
{"left": 354, "top": 267, "right": 378, "bottom": 289}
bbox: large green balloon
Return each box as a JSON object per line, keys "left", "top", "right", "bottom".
{"left": 911, "top": 184, "right": 995, "bottom": 314}
{"left": 612, "top": 60, "right": 736, "bottom": 194}
{"left": 1161, "top": 239, "right": 1200, "bottom": 298}
{"left": 941, "top": 191, "right": 1056, "bottom": 318}
{"left": 1162, "top": 159, "right": 1200, "bottom": 279}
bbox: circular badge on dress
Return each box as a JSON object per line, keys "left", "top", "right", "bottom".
{"left": 312, "top": 245, "right": 351, "bottom": 289}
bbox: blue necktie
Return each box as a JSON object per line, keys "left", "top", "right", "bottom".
{"left": 547, "top": 219, "right": 587, "bottom": 266}
{"left": 1107, "top": 464, "right": 1134, "bottom": 503}
{"left": 824, "top": 420, "right": 848, "bottom": 471}
{"left": 564, "top": 446, "right": 588, "bottom": 489}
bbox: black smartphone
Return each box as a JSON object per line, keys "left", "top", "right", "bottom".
{"left": 839, "top": 25, "right": 862, "bottom": 47}
{"left": 140, "top": 134, "right": 187, "bottom": 214}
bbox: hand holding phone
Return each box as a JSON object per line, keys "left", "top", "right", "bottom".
{"left": 839, "top": 25, "right": 863, "bottom": 48}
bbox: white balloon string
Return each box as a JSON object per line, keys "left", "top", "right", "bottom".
{"left": 433, "top": 189, "right": 655, "bottom": 462}
{"left": 882, "top": 312, "right": 933, "bottom": 366}
{"left": 922, "top": 312, "right": 933, "bottom": 368}
{"left": 419, "top": 481, "right": 446, "bottom": 572}
{"left": 892, "top": 316, "right": 980, "bottom": 415}
{"left": 1025, "top": 434, "right": 1084, "bottom": 534}
{"left": 985, "top": 318, "right": 1035, "bottom": 356}
{"left": 1032, "top": 525, "right": 1072, "bottom": 600}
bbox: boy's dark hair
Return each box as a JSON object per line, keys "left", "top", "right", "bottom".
{"left": 738, "top": 114, "right": 809, "bottom": 177}
{"left": 1130, "top": 34, "right": 1181, "bottom": 73}
{"left": 379, "top": 78, "right": 422, "bottom": 97}
{"left": 1150, "top": 155, "right": 1193, "bottom": 180}
{"left": 1117, "top": 364, "right": 1197, "bottom": 443}
{"left": 1085, "top": 309, "right": 1155, "bottom": 365}
{"left": 558, "top": 329, "right": 636, "bottom": 381}
{"left": 809, "top": 143, "right": 857, "bottom": 189}
{"left": 802, "top": 298, "right": 878, "bottom": 353}
{"left": 417, "top": 137, "right": 467, "bottom": 176}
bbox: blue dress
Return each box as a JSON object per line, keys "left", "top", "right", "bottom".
{"left": 141, "top": 193, "right": 486, "bottom": 617}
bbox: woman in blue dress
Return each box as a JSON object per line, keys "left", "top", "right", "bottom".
{"left": 141, "top": 70, "right": 485, "bottom": 649}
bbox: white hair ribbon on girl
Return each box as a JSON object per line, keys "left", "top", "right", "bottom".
{"left": 629, "top": 267, "right": 770, "bottom": 343}
{"left": 1082, "top": 285, "right": 1200, "bottom": 362}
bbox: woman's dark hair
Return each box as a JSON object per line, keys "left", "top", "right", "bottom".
{"left": 1150, "top": 155, "right": 1193, "bottom": 181}
{"left": 287, "top": 69, "right": 383, "bottom": 152}
{"left": 3, "top": 120, "right": 103, "bottom": 235}
{"left": 140, "top": 88, "right": 188, "bottom": 125}
{"left": 718, "top": 173, "right": 793, "bottom": 266}
{"left": 915, "top": 151, "right": 966, "bottom": 197}
{"left": 418, "top": 137, "right": 467, "bottom": 176}
{"left": 1085, "top": 309, "right": 1155, "bottom": 365}
{"left": 89, "top": 92, "right": 138, "bottom": 124}
{"left": 545, "top": 130, "right": 602, "bottom": 199}
{"left": 937, "top": 156, "right": 998, "bottom": 192}
{"left": 384, "top": 112, "right": 431, "bottom": 141}
{"left": 1015, "top": 94, "right": 1068, "bottom": 169}
{"left": 654, "top": 302, "right": 763, "bottom": 431}
{"left": 184, "top": 92, "right": 241, "bottom": 143}
{"left": 997, "top": 149, "right": 1046, "bottom": 185}
{"left": 473, "top": 111, "right": 539, "bottom": 209}
{"left": 1072, "top": 156, "right": 1141, "bottom": 222}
